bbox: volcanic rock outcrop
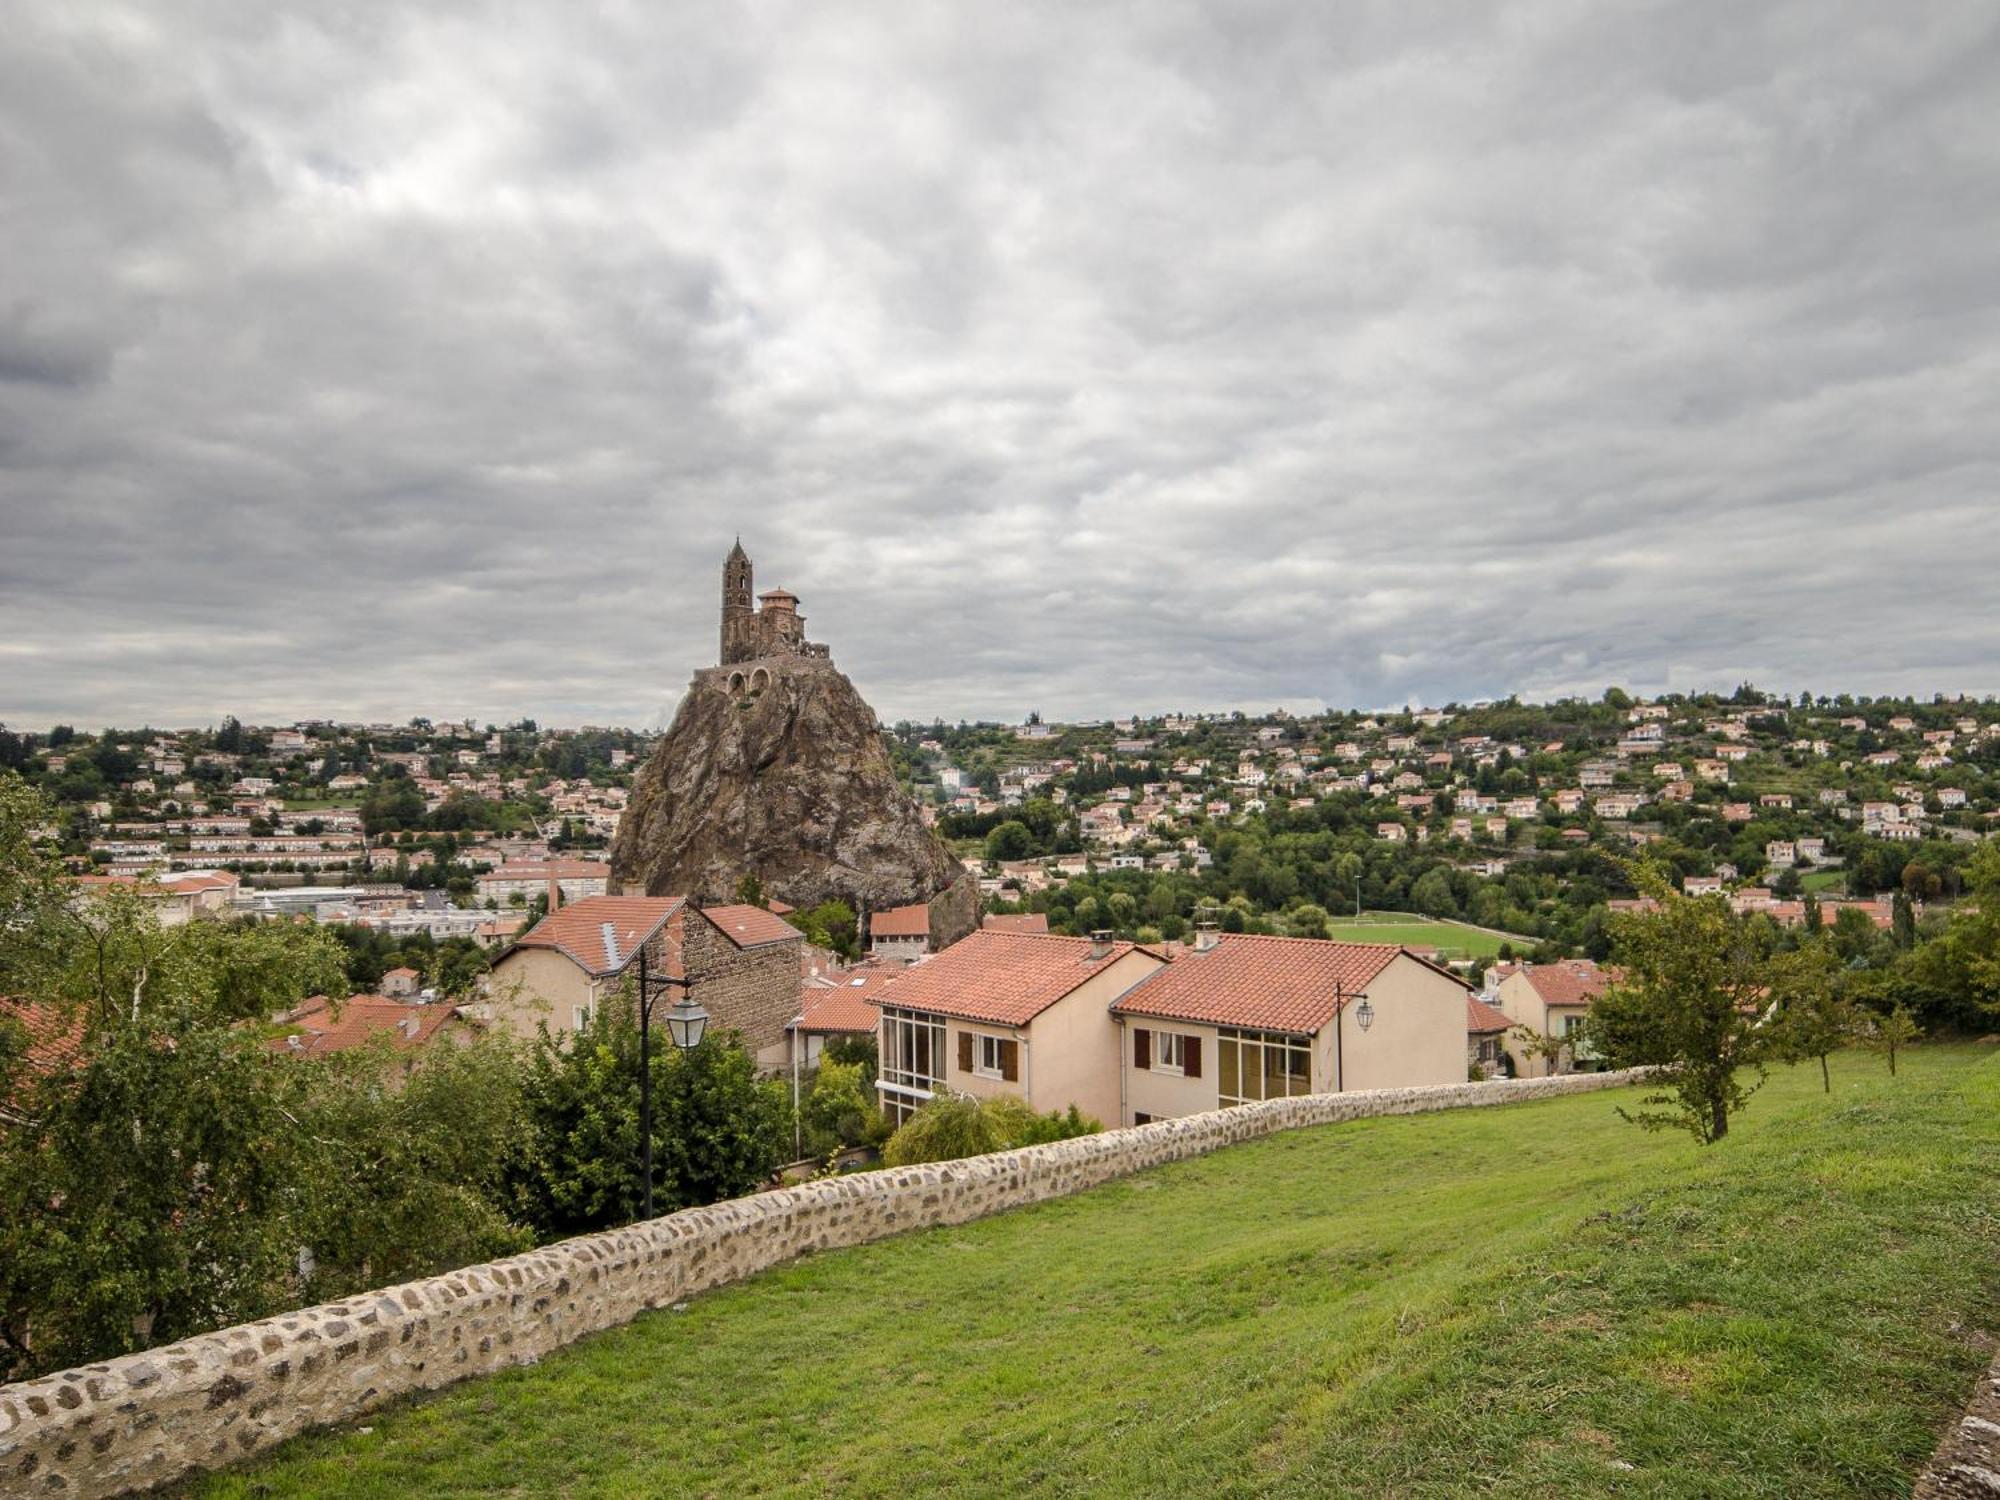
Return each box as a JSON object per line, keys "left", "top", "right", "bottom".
{"left": 609, "top": 545, "right": 975, "bottom": 947}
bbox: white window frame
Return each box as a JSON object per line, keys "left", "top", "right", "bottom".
{"left": 573, "top": 1004, "right": 592, "bottom": 1032}
{"left": 1153, "top": 1031, "right": 1186, "bottom": 1075}
{"left": 974, "top": 1033, "right": 1007, "bottom": 1079}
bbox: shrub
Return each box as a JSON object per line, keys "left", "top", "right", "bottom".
{"left": 881, "top": 1089, "right": 1101, "bottom": 1166}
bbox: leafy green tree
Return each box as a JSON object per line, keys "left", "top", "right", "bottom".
{"left": 1410, "top": 867, "right": 1458, "bottom": 918}
{"left": 1865, "top": 1005, "right": 1922, "bottom": 1076}
{"left": 1769, "top": 943, "right": 1855, "bottom": 1093}
{"left": 800, "top": 1058, "right": 879, "bottom": 1153}
{"left": 733, "top": 872, "right": 767, "bottom": 908}
{"left": 1589, "top": 868, "right": 1820, "bottom": 1144}
{"left": 793, "top": 899, "right": 859, "bottom": 961}
{"left": 506, "top": 1010, "right": 790, "bottom": 1238}
{"left": 984, "top": 820, "right": 1035, "bottom": 862}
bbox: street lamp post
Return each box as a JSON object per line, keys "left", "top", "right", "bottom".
{"left": 634, "top": 945, "right": 709, "bottom": 1222}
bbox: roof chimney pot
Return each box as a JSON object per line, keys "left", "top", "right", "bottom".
{"left": 1089, "top": 929, "right": 1115, "bottom": 961}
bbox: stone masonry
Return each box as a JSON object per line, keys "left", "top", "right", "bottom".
{"left": 681, "top": 909, "right": 803, "bottom": 1070}
{"left": 0, "top": 1069, "right": 1648, "bottom": 1498}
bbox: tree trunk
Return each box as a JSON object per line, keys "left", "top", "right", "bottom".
{"left": 1820, "top": 1053, "right": 1830, "bottom": 1093}
{"left": 1888, "top": 1044, "right": 1898, "bottom": 1076}
{"left": 1709, "top": 1096, "right": 1729, "bottom": 1142}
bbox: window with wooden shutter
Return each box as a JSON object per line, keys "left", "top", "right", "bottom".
{"left": 1133, "top": 1027, "right": 1151, "bottom": 1069}
{"left": 1000, "top": 1039, "right": 1019, "bottom": 1082}
{"left": 1184, "top": 1036, "right": 1202, "bottom": 1079}
{"left": 957, "top": 1030, "right": 973, "bottom": 1074}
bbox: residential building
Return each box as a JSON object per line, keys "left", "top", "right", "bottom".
{"left": 869, "top": 902, "right": 934, "bottom": 961}
{"left": 1467, "top": 995, "right": 1512, "bottom": 1077}
{"left": 487, "top": 896, "right": 804, "bottom": 1069}
{"left": 874, "top": 931, "right": 1167, "bottom": 1126}
{"left": 476, "top": 859, "right": 610, "bottom": 906}
{"left": 1490, "top": 960, "right": 1613, "bottom": 1077}
{"left": 1110, "top": 931, "right": 1472, "bottom": 1125}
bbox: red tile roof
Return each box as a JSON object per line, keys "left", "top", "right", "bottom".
{"left": 1512, "top": 959, "right": 1612, "bottom": 1007}
{"left": 510, "top": 895, "right": 685, "bottom": 978}
{"left": 1466, "top": 996, "right": 1512, "bottom": 1035}
{"left": 268, "top": 995, "right": 460, "bottom": 1058}
{"left": 981, "top": 913, "right": 1051, "bottom": 934}
{"left": 870, "top": 902, "right": 932, "bottom": 939}
{"left": 1112, "top": 933, "right": 1415, "bottom": 1034}
{"left": 1, "top": 996, "right": 86, "bottom": 1079}
{"left": 795, "top": 968, "right": 900, "bottom": 1035}
{"left": 702, "top": 903, "right": 804, "bottom": 949}
{"left": 882, "top": 930, "right": 1155, "bottom": 1026}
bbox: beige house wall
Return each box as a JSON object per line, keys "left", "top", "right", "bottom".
{"left": 1334, "top": 955, "right": 1468, "bottom": 1092}
{"left": 1121, "top": 1019, "right": 1220, "bottom": 1124}
{"left": 483, "top": 947, "right": 598, "bottom": 1041}
{"left": 1492, "top": 972, "right": 1593, "bottom": 1077}
{"left": 925, "top": 951, "right": 1162, "bottom": 1127}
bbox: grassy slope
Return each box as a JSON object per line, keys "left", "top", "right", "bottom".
{"left": 196, "top": 1048, "right": 2000, "bottom": 1500}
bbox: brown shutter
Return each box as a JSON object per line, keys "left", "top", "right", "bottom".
{"left": 957, "top": 1030, "right": 973, "bottom": 1073}
{"left": 1184, "top": 1035, "right": 1202, "bottom": 1078}
{"left": 1134, "top": 1027, "right": 1151, "bottom": 1069}
{"left": 1000, "top": 1039, "right": 1019, "bottom": 1082}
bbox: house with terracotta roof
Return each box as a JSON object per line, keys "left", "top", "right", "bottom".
{"left": 981, "top": 912, "right": 1051, "bottom": 935}
{"left": 267, "top": 995, "right": 470, "bottom": 1062}
{"left": 1108, "top": 931, "right": 1471, "bottom": 1126}
{"left": 380, "top": 966, "right": 421, "bottom": 999}
{"left": 874, "top": 930, "right": 1166, "bottom": 1126}
{"left": 1489, "top": 959, "right": 1613, "bottom": 1076}
{"left": 487, "top": 896, "right": 805, "bottom": 1069}
{"left": 790, "top": 964, "right": 900, "bottom": 1070}
{"left": 869, "top": 901, "right": 935, "bottom": 962}
{"left": 1466, "top": 995, "right": 1512, "bottom": 1077}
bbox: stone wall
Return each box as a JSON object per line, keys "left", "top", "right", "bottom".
{"left": 0, "top": 1069, "right": 1646, "bottom": 1498}
{"left": 682, "top": 913, "right": 802, "bottom": 1071}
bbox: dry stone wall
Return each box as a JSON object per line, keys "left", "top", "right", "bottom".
{"left": 0, "top": 1069, "right": 1645, "bottom": 1498}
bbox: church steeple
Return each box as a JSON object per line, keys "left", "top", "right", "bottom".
{"left": 721, "top": 541, "right": 754, "bottom": 663}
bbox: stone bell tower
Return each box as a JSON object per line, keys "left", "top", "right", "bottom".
{"left": 720, "top": 538, "right": 753, "bottom": 664}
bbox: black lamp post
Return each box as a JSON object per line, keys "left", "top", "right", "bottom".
{"left": 634, "top": 945, "right": 709, "bottom": 1222}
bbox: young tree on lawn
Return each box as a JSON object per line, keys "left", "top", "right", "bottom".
{"left": 1769, "top": 941, "right": 1855, "bottom": 1093}
{"left": 1865, "top": 1005, "right": 1922, "bottom": 1076}
{"left": 1589, "top": 864, "right": 1809, "bottom": 1144}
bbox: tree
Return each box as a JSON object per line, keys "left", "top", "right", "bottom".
{"left": 984, "top": 820, "right": 1035, "bottom": 863}
{"left": 733, "top": 872, "right": 767, "bottom": 908}
{"left": 1588, "top": 868, "right": 1811, "bottom": 1144}
{"left": 799, "top": 1058, "right": 879, "bottom": 1154}
{"left": 1865, "top": 1005, "right": 1922, "bottom": 1076}
{"left": 506, "top": 1010, "right": 790, "bottom": 1239}
{"left": 1410, "top": 867, "right": 1458, "bottom": 918}
{"left": 1769, "top": 943, "right": 1855, "bottom": 1093}
{"left": 792, "top": 900, "right": 859, "bottom": 962}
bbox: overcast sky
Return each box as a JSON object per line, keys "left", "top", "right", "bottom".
{"left": 3, "top": 2, "right": 1997, "bottom": 731}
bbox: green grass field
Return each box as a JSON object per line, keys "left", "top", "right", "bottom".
{"left": 191, "top": 1047, "right": 2000, "bottom": 1499}
{"left": 1800, "top": 869, "right": 1849, "bottom": 895}
{"left": 1323, "top": 911, "right": 1528, "bottom": 958}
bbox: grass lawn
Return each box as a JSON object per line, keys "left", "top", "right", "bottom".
{"left": 1800, "top": 869, "right": 1849, "bottom": 895}
{"left": 1322, "top": 912, "right": 1527, "bottom": 959}
{"left": 193, "top": 1048, "right": 2000, "bottom": 1500}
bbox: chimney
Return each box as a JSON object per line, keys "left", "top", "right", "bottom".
{"left": 1192, "top": 919, "right": 1220, "bottom": 953}
{"left": 1089, "top": 929, "right": 1115, "bottom": 961}
{"left": 400, "top": 1015, "right": 421, "bottom": 1040}
{"left": 547, "top": 871, "right": 561, "bottom": 914}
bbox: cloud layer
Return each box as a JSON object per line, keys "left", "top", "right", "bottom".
{"left": 3, "top": 1, "right": 1997, "bottom": 728}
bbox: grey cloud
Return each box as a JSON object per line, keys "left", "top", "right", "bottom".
{"left": 1, "top": 0, "right": 1998, "bottom": 730}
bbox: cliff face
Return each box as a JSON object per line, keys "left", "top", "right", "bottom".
{"left": 609, "top": 663, "right": 974, "bottom": 941}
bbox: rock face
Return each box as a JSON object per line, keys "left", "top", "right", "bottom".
{"left": 610, "top": 658, "right": 975, "bottom": 944}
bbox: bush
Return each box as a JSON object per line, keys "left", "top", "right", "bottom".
{"left": 881, "top": 1089, "right": 1101, "bottom": 1166}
